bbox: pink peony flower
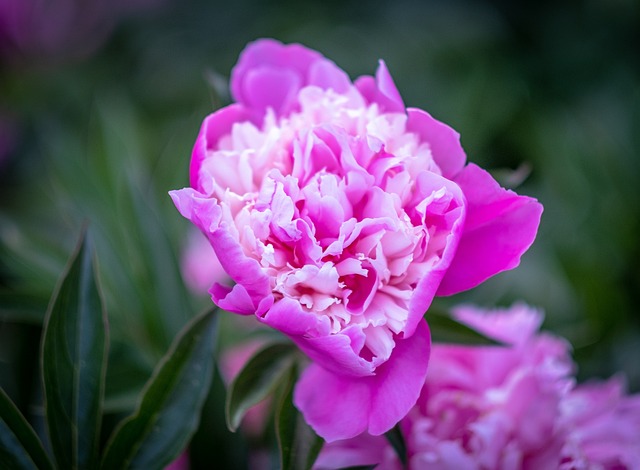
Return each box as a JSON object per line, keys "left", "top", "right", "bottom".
{"left": 170, "top": 39, "right": 542, "bottom": 441}
{"left": 316, "top": 304, "right": 640, "bottom": 469}
{"left": 560, "top": 377, "right": 640, "bottom": 470}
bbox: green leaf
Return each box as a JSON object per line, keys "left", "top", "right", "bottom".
{"left": 41, "top": 228, "right": 108, "bottom": 469}
{"left": 100, "top": 308, "right": 218, "bottom": 470}
{"left": 276, "top": 364, "right": 324, "bottom": 470}
{"left": 226, "top": 342, "right": 298, "bottom": 432}
{"left": 0, "top": 387, "right": 54, "bottom": 470}
{"left": 384, "top": 424, "right": 407, "bottom": 468}
{"left": 426, "top": 308, "right": 501, "bottom": 345}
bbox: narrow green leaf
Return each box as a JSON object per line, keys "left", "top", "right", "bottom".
{"left": 426, "top": 308, "right": 501, "bottom": 345}
{"left": 384, "top": 424, "right": 407, "bottom": 468}
{"left": 0, "top": 387, "right": 54, "bottom": 470}
{"left": 41, "top": 228, "right": 108, "bottom": 469}
{"left": 100, "top": 309, "right": 218, "bottom": 470}
{"left": 276, "top": 364, "right": 324, "bottom": 470}
{"left": 226, "top": 342, "right": 297, "bottom": 432}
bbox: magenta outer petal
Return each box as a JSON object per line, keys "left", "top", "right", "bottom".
{"left": 170, "top": 187, "right": 274, "bottom": 314}
{"left": 296, "top": 365, "right": 371, "bottom": 442}
{"left": 308, "top": 58, "right": 351, "bottom": 93}
{"left": 260, "top": 297, "right": 374, "bottom": 377}
{"left": 406, "top": 107, "right": 467, "bottom": 179}
{"left": 368, "top": 320, "right": 430, "bottom": 435}
{"left": 294, "top": 320, "right": 431, "bottom": 442}
{"left": 374, "top": 60, "right": 405, "bottom": 112}
{"left": 437, "top": 164, "right": 543, "bottom": 296}
{"left": 208, "top": 228, "right": 273, "bottom": 316}
{"left": 231, "top": 38, "right": 349, "bottom": 117}
{"left": 189, "top": 104, "right": 253, "bottom": 191}
{"left": 231, "top": 39, "right": 321, "bottom": 104}
{"left": 242, "top": 67, "right": 301, "bottom": 116}
{"left": 354, "top": 60, "right": 405, "bottom": 114}
{"left": 210, "top": 283, "right": 257, "bottom": 315}
{"left": 169, "top": 187, "right": 222, "bottom": 233}
{"left": 404, "top": 172, "right": 466, "bottom": 337}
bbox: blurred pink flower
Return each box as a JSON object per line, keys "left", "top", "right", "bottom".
{"left": 180, "top": 228, "right": 229, "bottom": 294}
{"left": 560, "top": 377, "right": 640, "bottom": 469}
{"left": 0, "top": 0, "right": 168, "bottom": 64}
{"left": 317, "top": 304, "right": 640, "bottom": 469}
{"left": 170, "top": 39, "right": 542, "bottom": 441}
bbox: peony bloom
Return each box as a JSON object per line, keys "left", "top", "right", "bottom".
{"left": 316, "top": 304, "right": 640, "bottom": 469}
{"left": 560, "top": 377, "right": 640, "bottom": 469}
{"left": 170, "top": 39, "right": 542, "bottom": 441}
{"left": 402, "top": 305, "right": 573, "bottom": 469}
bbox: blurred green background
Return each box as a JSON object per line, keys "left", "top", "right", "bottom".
{"left": 1, "top": 0, "right": 638, "bottom": 467}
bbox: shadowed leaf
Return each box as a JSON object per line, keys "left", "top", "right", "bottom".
{"left": 226, "top": 342, "right": 297, "bottom": 432}
{"left": 384, "top": 424, "right": 407, "bottom": 468}
{"left": 41, "top": 228, "right": 108, "bottom": 469}
{"left": 100, "top": 308, "right": 218, "bottom": 470}
{"left": 427, "top": 308, "right": 501, "bottom": 345}
{"left": 277, "top": 364, "right": 324, "bottom": 470}
{"left": 0, "top": 387, "right": 54, "bottom": 470}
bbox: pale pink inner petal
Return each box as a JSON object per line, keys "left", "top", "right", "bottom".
{"left": 185, "top": 85, "right": 464, "bottom": 371}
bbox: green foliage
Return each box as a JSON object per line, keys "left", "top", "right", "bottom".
{"left": 427, "top": 308, "right": 502, "bottom": 346}
{"left": 0, "top": 230, "right": 217, "bottom": 470}
{"left": 226, "top": 342, "right": 298, "bottom": 432}
{"left": 100, "top": 308, "right": 218, "bottom": 470}
{"left": 384, "top": 424, "right": 407, "bottom": 468}
{"left": 41, "top": 229, "right": 108, "bottom": 469}
{"left": 0, "top": 388, "right": 54, "bottom": 470}
{"left": 276, "top": 364, "right": 323, "bottom": 470}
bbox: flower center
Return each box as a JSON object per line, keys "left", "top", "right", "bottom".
{"left": 202, "top": 86, "right": 459, "bottom": 362}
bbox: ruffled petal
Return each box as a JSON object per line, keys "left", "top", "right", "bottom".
{"left": 189, "top": 104, "right": 253, "bottom": 191}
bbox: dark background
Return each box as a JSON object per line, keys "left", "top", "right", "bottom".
{"left": 1, "top": 0, "right": 638, "bottom": 467}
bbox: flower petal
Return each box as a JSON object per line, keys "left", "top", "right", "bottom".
{"left": 230, "top": 38, "right": 350, "bottom": 117}
{"left": 406, "top": 107, "right": 467, "bottom": 179}
{"left": 208, "top": 227, "right": 273, "bottom": 315}
{"left": 355, "top": 60, "right": 404, "bottom": 113}
{"left": 260, "top": 297, "right": 372, "bottom": 376}
{"left": 294, "top": 320, "right": 431, "bottom": 442}
{"left": 189, "top": 104, "right": 253, "bottom": 191}
{"left": 241, "top": 67, "right": 301, "bottom": 116}
{"left": 437, "top": 164, "right": 543, "bottom": 296}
